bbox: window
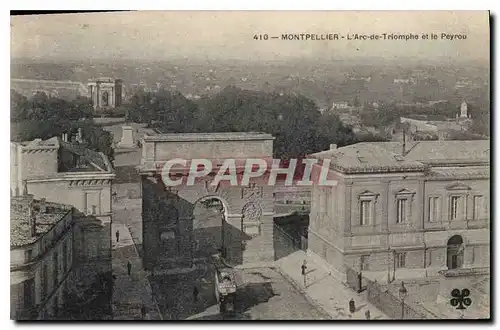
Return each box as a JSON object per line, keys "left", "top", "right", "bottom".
{"left": 360, "top": 200, "right": 371, "bottom": 225}
{"left": 102, "top": 91, "right": 109, "bottom": 106}
{"left": 358, "top": 190, "right": 379, "bottom": 226}
{"left": 428, "top": 197, "right": 440, "bottom": 222}
{"left": 41, "top": 264, "right": 48, "bottom": 298}
{"left": 62, "top": 242, "right": 68, "bottom": 273}
{"left": 450, "top": 196, "right": 465, "bottom": 221}
{"left": 395, "top": 252, "right": 407, "bottom": 268}
{"left": 25, "top": 249, "right": 33, "bottom": 263}
{"left": 361, "top": 255, "right": 370, "bottom": 271}
{"left": 473, "top": 195, "right": 486, "bottom": 220}
{"left": 85, "top": 192, "right": 100, "bottom": 215}
{"left": 325, "top": 189, "right": 331, "bottom": 217}
{"left": 23, "top": 279, "right": 35, "bottom": 310}
{"left": 396, "top": 199, "right": 407, "bottom": 223}
{"left": 319, "top": 188, "right": 327, "bottom": 215}
{"left": 53, "top": 251, "right": 59, "bottom": 289}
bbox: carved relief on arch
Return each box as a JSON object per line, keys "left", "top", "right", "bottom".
{"left": 204, "top": 179, "right": 220, "bottom": 195}
{"left": 241, "top": 184, "right": 263, "bottom": 200}
{"left": 242, "top": 201, "right": 263, "bottom": 222}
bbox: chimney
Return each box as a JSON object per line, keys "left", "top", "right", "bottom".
{"left": 330, "top": 144, "right": 337, "bottom": 150}
{"left": 40, "top": 198, "right": 46, "bottom": 213}
{"left": 13, "top": 194, "right": 37, "bottom": 237}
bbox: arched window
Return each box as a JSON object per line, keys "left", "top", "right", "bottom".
{"left": 447, "top": 235, "right": 464, "bottom": 269}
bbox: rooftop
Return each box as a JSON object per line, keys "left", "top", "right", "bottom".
{"left": 311, "top": 143, "right": 426, "bottom": 174}
{"left": 60, "top": 140, "right": 112, "bottom": 172}
{"left": 373, "top": 140, "right": 490, "bottom": 164}
{"left": 310, "top": 140, "right": 490, "bottom": 174}
{"left": 11, "top": 196, "right": 72, "bottom": 247}
{"left": 428, "top": 166, "right": 490, "bottom": 179}
{"left": 19, "top": 136, "right": 59, "bottom": 149}
{"left": 143, "top": 132, "right": 275, "bottom": 142}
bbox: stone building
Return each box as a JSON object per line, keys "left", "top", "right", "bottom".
{"left": 88, "top": 77, "right": 123, "bottom": 111}
{"left": 307, "top": 140, "right": 490, "bottom": 283}
{"left": 10, "top": 136, "right": 116, "bottom": 318}
{"left": 10, "top": 195, "right": 74, "bottom": 320}
{"left": 138, "top": 133, "right": 276, "bottom": 270}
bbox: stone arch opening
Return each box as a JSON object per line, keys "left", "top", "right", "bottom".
{"left": 447, "top": 235, "right": 464, "bottom": 270}
{"left": 192, "top": 195, "right": 228, "bottom": 261}
{"left": 139, "top": 133, "right": 276, "bottom": 270}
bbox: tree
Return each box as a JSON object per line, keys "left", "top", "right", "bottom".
{"left": 10, "top": 92, "right": 114, "bottom": 162}
{"left": 11, "top": 90, "right": 29, "bottom": 122}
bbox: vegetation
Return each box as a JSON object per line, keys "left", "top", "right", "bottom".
{"left": 445, "top": 130, "right": 487, "bottom": 141}
{"left": 359, "top": 100, "right": 490, "bottom": 138}
{"left": 123, "top": 86, "right": 385, "bottom": 159}
{"left": 10, "top": 90, "right": 114, "bottom": 161}
{"left": 56, "top": 272, "right": 113, "bottom": 320}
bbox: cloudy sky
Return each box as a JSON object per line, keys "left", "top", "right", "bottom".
{"left": 11, "top": 11, "right": 489, "bottom": 61}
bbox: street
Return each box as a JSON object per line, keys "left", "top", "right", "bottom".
{"left": 149, "top": 267, "right": 328, "bottom": 320}
{"left": 111, "top": 185, "right": 327, "bottom": 320}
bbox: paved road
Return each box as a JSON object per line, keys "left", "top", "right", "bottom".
{"left": 111, "top": 223, "right": 162, "bottom": 320}
{"left": 149, "top": 267, "right": 328, "bottom": 320}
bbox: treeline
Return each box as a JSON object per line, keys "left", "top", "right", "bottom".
{"left": 123, "top": 86, "right": 385, "bottom": 159}
{"left": 10, "top": 90, "right": 114, "bottom": 161}
{"left": 359, "top": 101, "right": 490, "bottom": 137}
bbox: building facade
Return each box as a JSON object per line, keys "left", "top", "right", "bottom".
{"left": 10, "top": 136, "right": 116, "bottom": 319}
{"left": 307, "top": 140, "right": 490, "bottom": 283}
{"left": 88, "top": 77, "right": 123, "bottom": 111}
{"left": 139, "top": 133, "right": 276, "bottom": 270}
{"left": 10, "top": 195, "right": 75, "bottom": 320}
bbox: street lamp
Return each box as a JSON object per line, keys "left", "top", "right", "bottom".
{"left": 392, "top": 250, "right": 397, "bottom": 282}
{"left": 399, "top": 281, "right": 408, "bottom": 319}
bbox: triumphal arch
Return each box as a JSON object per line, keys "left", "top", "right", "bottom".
{"left": 138, "top": 132, "right": 276, "bottom": 271}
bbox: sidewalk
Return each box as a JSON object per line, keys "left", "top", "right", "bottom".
{"left": 112, "top": 223, "right": 162, "bottom": 320}
{"left": 276, "top": 251, "right": 389, "bottom": 320}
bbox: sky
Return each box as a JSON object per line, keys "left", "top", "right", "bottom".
{"left": 10, "top": 11, "right": 490, "bottom": 62}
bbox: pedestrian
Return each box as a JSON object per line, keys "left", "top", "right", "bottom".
{"left": 365, "top": 310, "right": 371, "bottom": 320}
{"left": 141, "top": 305, "right": 147, "bottom": 320}
{"left": 301, "top": 260, "right": 307, "bottom": 287}
{"left": 127, "top": 260, "right": 132, "bottom": 276}
{"left": 193, "top": 286, "right": 199, "bottom": 302}
{"left": 116, "top": 230, "right": 120, "bottom": 243}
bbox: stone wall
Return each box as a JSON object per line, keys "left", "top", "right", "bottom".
{"left": 366, "top": 278, "right": 438, "bottom": 319}
{"left": 141, "top": 175, "right": 276, "bottom": 270}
